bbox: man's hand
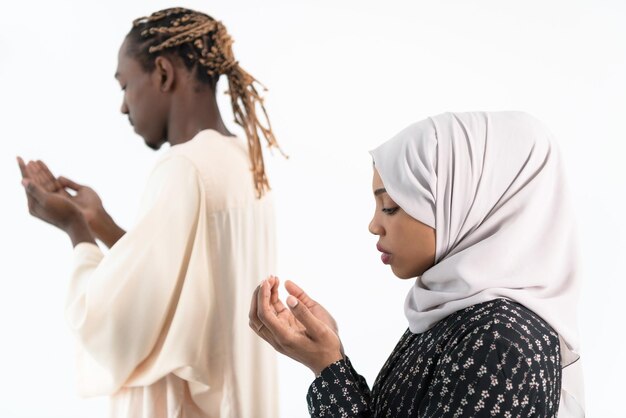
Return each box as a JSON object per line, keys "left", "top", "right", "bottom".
{"left": 17, "top": 157, "right": 125, "bottom": 248}
{"left": 18, "top": 157, "right": 95, "bottom": 246}
{"left": 56, "top": 176, "right": 126, "bottom": 248}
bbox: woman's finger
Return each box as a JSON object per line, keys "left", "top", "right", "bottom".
{"left": 287, "top": 296, "right": 325, "bottom": 337}
{"left": 256, "top": 280, "right": 274, "bottom": 323}
{"left": 249, "top": 285, "right": 283, "bottom": 348}
{"left": 257, "top": 280, "right": 290, "bottom": 332}
{"left": 285, "top": 280, "right": 317, "bottom": 308}
{"left": 268, "top": 275, "right": 280, "bottom": 305}
{"left": 249, "top": 285, "right": 263, "bottom": 330}
{"left": 267, "top": 276, "right": 290, "bottom": 317}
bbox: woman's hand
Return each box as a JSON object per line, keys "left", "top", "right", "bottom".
{"left": 249, "top": 276, "right": 344, "bottom": 375}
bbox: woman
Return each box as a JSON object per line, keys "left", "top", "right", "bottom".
{"left": 250, "top": 111, "right": 584, "bottom": 417}
{"left": 19, "top": 7, "right": 282, "bottom": 418}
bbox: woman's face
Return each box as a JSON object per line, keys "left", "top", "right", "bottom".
{"left": 369, "top": 168, "right": 436, "bottom": 279}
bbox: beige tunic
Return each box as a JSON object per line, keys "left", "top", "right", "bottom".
{"left": 66, "top": 130, "right": 278, "bottom": 418}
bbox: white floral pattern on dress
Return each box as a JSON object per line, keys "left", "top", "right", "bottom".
{"left": 307, "top": 299, "right": 561, "bottom": 417}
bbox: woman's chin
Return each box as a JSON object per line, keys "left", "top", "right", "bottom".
{"left": 390, "top": 265, "right": 412, "bottom": 280}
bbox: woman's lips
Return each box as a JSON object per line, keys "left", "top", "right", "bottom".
{"left": 377, "top": 244, "right": 391, "bottom": 265}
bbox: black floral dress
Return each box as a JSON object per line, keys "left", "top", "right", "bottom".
{"left": 307, "top": 299, "right": 561, "bottom": 417}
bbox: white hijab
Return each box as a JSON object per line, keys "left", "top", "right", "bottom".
{"left": 370, "top": 111, "right": 584, "bottom": 417}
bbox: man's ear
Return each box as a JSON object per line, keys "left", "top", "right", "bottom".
{"left": 154, "top": 56, "right": 175, "bottom": 92}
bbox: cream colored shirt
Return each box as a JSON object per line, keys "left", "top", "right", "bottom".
{"left": 66, "top": 130, "right": 278, "bottom": 418}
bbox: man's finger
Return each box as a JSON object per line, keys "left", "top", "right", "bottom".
{"left": 25, "top": 161, "right": 37, "bottom": 179}
{"left": 37, "top": 161, "right": 63, "bottom": 191}
{"left": 30, "top": 161, "right": 49, "bottom": 188}
{"left": 34, "top": 161, "right": 57, "bottom": 192}
{"left": 16, "top": 156, "right": 27, "bottom": 178}
{"left": 22, "top": 178, "right": 47, "bottom": 205}
{"left": 58, "top": 176, "right": 82, "bottom": 191}
{"left": 26, "top": 161, "right": 48, "bottom": 191}
{"left": 38, "top": 160, "right": 56, "bottom": 178}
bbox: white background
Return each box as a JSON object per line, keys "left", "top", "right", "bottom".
{"left": 1, "top": 1, "right": 625, "bottom": 417}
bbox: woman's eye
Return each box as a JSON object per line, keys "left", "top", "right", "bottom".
{"left": 382, "top": 206, "right": 400, "bottom": 215}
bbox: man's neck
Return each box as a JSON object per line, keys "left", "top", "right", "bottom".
{"left": 166, "top": 91, "right": 233, "bottom": 146}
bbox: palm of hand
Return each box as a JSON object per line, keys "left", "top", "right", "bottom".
{"left": 28, "top": 185, "right": 81, "bottom": 228}
{"left": 303, "top": 302, "right": 337, "bottom": 334}
{"left": 18, "top": 158, "right": 81, "bottom": 227}
{"left": 18, "top": 158, "right": 104, "bottom": 221}
{"left": 69, "top": 187, "right": 103, "bottom": 224}
{"left": 287, "top": 280, "right": 338, "bottom": 333}
{"left": 269, "top": 279, "right": 339, "bottom": 336}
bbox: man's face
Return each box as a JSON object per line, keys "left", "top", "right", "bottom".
{"left": 115, "top": 38, "right": 169, "bottom": 150}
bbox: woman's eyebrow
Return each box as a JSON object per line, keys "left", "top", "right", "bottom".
{"left": 374, "top": 188, "right": 387, "bottom": 196}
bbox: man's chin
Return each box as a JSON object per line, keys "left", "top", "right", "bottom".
{"left": 143, "top": 137, "right": 166, "bottom": 151}
{"left": 145, "top": 141, "right": 161, "bottom": 151}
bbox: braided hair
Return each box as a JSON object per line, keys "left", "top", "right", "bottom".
{"left": 127, "top": 7, "right": 283, "bottom": 197}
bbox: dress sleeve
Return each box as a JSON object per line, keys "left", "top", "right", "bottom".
{"left": 306, "top": 357, "right": 373, "bottom": 418}
{"left": 417, "top": 322, "right": 561, "bottom": 417}
{"left": 65, "top": 155, "right": 204, "bottom": 395}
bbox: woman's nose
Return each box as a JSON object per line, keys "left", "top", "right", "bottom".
{"left": 369, "top": 216, "right": 383, "bottom": 236}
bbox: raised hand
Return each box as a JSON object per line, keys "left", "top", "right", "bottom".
{"left": 55, "top": 176, "right": 125, "bottom": 247}
{"left": 21, "top": 176, "right": 81, "bottom": 229}
{"left": 18, "top": 157, "right": 95, "bottom": 246}
{"left": 18, "top": 157, "right": 125, "bottom": 248}
{"left": 17, "top": 157, "right": 67, "bottom": 195}
{"left": 56, "top": 176, "right": 105, "bottom": 226}
{"left": 249, "top": 276, "right": 343, "bottom": 375}
{"left": 284, "top": 280, "right": 339, "bottom": 336}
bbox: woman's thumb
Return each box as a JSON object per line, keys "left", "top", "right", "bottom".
{"left": 287, "top": 296, "right": 323, "bottom": 334}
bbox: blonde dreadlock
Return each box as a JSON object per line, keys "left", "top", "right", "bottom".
{"left": 129, "top": 7, "right": 284, "bottom": 197}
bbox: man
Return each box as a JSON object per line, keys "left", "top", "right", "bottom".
{"left": 18, "top": 7, "right": 281, "bottom": 418}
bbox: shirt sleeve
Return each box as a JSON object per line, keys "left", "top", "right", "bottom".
{"left": 417, "top": 323, "right": 561, "bottom": 417}
{"left": 307, "top": 357, "right": 373, "bottom": 418}
{"left": 65, "top": 155, "right": 203, "bottom": 395}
